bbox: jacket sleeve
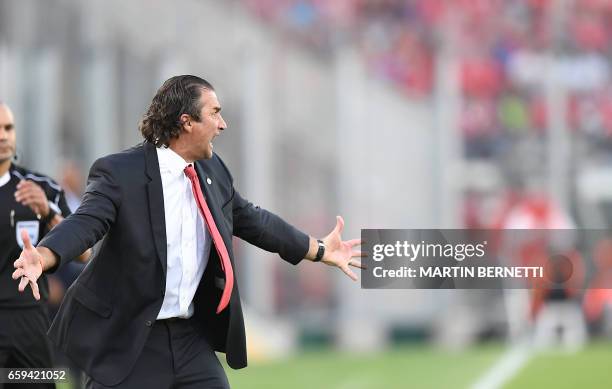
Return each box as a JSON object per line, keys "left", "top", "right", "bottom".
{"left": 231, "top": 189, "right": 309, "bottom": 265}
{"left": 38, "top": 156, "right": 121, "bottom": 272}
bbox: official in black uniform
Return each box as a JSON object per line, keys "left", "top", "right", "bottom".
{"left": 0, "top": 102, "right": 89, "bottom": 388}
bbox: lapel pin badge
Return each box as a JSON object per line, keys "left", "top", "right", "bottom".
{"left": 206, "top": 178, "right": 212, "bottom": 185}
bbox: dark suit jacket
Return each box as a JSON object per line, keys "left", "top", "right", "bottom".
{"left": 38, "top": 142, "right": 309, "bottom": 386}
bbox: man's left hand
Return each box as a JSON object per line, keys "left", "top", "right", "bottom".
{"left": 14, "top": 180, "right": 50, "bottom": 218}
{"left": 321, "top": 216, "right": 365, "bottom": 281}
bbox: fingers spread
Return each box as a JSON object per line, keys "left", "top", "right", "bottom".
{"left": 341, "top": 265, "right": 357, "bottom": 281}
{"left": 30, "top": 280, "right": 41, "bottom": 300}
{"left": 12, "top": 268, "right": 24, "bottom": 280}
{"left": 347, "top": 239, "right": 364, "bottom": 247}
{"left": 18, "top": 276, "right": 29, "bottom": 292}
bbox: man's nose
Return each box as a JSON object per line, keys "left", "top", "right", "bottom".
{"left": 219, "top": 116, "right": 227, "bottom": 131}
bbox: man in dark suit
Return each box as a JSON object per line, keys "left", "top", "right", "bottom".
{"left": 13, "top": 75, "right": 364, "bottom": 388}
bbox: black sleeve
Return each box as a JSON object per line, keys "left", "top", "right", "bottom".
{"left": 44, "top": 186, "right": 71, "bottom": 219}
{"left": 56, "top": 189, "right": 72, "bottom": 218}
{"left": 38, "top": 157, "right": 121, "bottom": 272}
{"left": 214, "top": 153, "right": 309, "bottom": 265}
{"left": 231, "top": 189, "right": 309, "bottom": 265}
{"left": 42, "top": 187, "right": 72, "bottom": 237}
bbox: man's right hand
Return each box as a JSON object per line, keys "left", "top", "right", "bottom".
{"left": 12, "top": 229, "right": 43, "bottom": 300}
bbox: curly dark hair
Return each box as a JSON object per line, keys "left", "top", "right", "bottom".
{"left": 139, "top": 75, "right": 214, "bottom": 147}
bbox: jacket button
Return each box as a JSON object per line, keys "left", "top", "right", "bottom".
{"left": 145, "top": 320, "right": 153, "bottom": 327}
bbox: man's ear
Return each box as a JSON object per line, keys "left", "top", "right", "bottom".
{"left": 179, "top": 113, "right": 192, "bottom": 132}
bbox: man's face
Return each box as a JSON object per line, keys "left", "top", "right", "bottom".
{"left": 189, "top": 89, "right": 227, "bottom": 160}
{"left": 0, "top": 104, "right": 16, "bottom": 163}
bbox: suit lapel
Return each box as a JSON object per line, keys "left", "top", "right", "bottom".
{"left": 144, "top": 142, "right": 168, "bottom": 276}
{"left": 194, "top": 159, "right": 231, "bottom": 242}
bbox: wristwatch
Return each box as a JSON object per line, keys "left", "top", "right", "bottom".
{"left": 314, "top": 239, "right": 325, "bottom": 262}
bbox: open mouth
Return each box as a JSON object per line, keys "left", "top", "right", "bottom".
{"left": 210, "top": 133, "right": 220, "bottom": 149}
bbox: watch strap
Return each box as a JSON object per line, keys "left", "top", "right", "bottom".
{"left": 314, "top": 239, "right": 325, "bottom": 262}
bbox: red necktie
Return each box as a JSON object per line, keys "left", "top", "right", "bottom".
{"left": 184, "top": 165, "right": 234, "bottom": 314}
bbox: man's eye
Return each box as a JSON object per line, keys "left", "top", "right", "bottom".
{"left": 3, "top": 125, "right": 13, "bottom": 131}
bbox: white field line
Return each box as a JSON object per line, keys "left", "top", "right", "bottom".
{"left": 470, "top": 343, "right": 533, "bottom": 389}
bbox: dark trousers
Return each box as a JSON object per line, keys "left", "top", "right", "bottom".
{"left": 0, "top": 306, "right": 55, "bottom": 389}
{"left": 85, "top": 317, "right": 229, "bottom": 389}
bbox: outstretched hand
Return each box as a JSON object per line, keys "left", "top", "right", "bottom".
{"left": 321, "top": 216, "right": 365, "bottom": 281}
{"left": 12, "top": 229, "right": 43, "bottom": 300}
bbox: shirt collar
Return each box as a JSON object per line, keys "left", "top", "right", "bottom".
{"left": 0, "top": 170, "right": 9, "bottom": 187}
{"left": 156, "top": 146, "right": 191, "bottom": 177}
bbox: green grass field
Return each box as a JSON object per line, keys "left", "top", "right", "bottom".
{"left": 225, "top": 342, "right": 612, "bottom": 389}
{"left": 225, "top": 345, "right": 502, "bottom": 389}
{"left": 55, "top": 342, "right": 612, "bottom": 388}
{"left": 505, "top": 343, "right": 612, "bottom": 389}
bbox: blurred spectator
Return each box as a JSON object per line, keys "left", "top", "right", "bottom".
{"left": 59, "top": 160, "right": 83, "bottom": 213}
{"left": 583, "top": 238, "right": 612, "bottom": 337}
{"left": 500, "top": 192, "right": 588, "bottom": 350}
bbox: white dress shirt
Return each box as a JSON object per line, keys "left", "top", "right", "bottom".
{"left": 0, "top": 170, "right": 10, "bottom": 187}
{"left": 156, "top": 147, "right": 211, "bottom": 319}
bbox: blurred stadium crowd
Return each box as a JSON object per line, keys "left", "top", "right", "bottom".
{"left": 244, "top": 0, "right": 612, "bottom": 152}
